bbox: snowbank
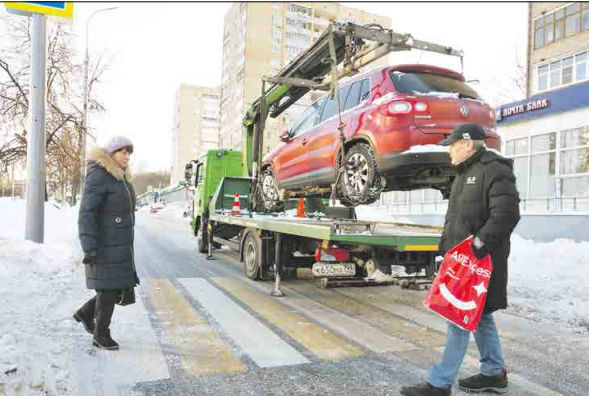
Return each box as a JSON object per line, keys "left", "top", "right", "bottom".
{"left": 506, "top": 235, "right": 589, "bottom": 333}
{"left": 0, "top": 198, "right": 86, "bottom": 395}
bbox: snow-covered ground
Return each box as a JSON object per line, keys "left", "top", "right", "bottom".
{"left": 1, "top": 197, "right": 588, "bottom": 394}
{"left": 0, "top": 198, "right": 87, "bottom": 395}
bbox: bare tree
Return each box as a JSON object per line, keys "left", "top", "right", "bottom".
{"left": 0, "top": 15, "right": 109, "bottom": 204}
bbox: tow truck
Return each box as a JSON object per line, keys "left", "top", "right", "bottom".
{"left": 185, "top": 22, "right": 463, "bottom": 295}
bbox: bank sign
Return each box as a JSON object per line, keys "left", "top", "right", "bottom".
{"left": 496, "top": 98, "right": 549, "bottom": 121}
{"left": 496, "top": 80, "right": 589, "bottom": 125}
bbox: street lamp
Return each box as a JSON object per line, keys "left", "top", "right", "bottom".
{"left": 80, "top": 6, "right": 118, "bottom": 195}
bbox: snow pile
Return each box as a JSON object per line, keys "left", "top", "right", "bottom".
{"left": 412, "top": 90, "right": 460, "bottom": 99}
{"left": 0, "top": 198, "right": 85, "bottom": 396}
{"left": 402, "top": 144, "right": 449, "bottom": 154}
{"left": 506, "top": 235, "right": 589, "bottom": 333}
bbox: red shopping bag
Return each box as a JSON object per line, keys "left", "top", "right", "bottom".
{"left": 424, "top": 236, "right": 493, "bottom": 332}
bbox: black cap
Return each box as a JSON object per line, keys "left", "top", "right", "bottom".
{"left": 439, "top": 124, "right": 486, "bottom": 146}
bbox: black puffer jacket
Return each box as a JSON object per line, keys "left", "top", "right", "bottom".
{"left": 78, "top": 147, "right": 138, "bottom": 290}
{"left": 439, "top": 148, "right": 521, "bottom": 312}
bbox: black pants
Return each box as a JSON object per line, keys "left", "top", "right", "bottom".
{"left": 78, "top": 290, "right": 120, "bottom": 337}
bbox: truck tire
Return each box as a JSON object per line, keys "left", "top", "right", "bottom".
{"left": 243, "top": 231, "right": 262, "bottom": 280}
{"left": 196, "top": 218, "right": 208, "bottom": 254}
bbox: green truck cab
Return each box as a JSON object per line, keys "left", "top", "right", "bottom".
{"left": 185, "top": 149, "right": 244, "bottom": 252}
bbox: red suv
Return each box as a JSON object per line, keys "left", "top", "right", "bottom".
{"left": 260, "top": 64, "right": 500, "bottom": 208}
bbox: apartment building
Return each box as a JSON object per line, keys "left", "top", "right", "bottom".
{"left": 170, "top": 84, "right": 221, "bottom": 185}
{"left": 220, "top": 2, "right": 391, "bottom": 154}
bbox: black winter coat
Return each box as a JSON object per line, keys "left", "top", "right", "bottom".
{"left": 78, "top": 147, "right": 138, "bottom": 290}
{"left": 439, "top": 148, "right": 520, "bottom": 312}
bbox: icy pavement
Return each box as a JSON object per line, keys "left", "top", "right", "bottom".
{"left": 1, "top": 197, "right": 589, "bottom": 395}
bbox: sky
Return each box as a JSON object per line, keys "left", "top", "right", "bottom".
{"left": 1, "top": 1, "right": 528, "bottom": 173}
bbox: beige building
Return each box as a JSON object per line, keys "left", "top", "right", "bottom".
{"left": 170, "top": 84, "right": 221, "bottom": 185}
{"left": 493, "top": 2, "right": 589, "bottom": 213}
{"left": 220, "top": 2, "right": 391, "bottom": 154}
{"left": 527, "top": 2, "right": 589, "bottom": 96}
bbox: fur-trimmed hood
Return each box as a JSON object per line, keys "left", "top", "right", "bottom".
{"left": 87, "top": 147, "right": 132, "bottom": 181}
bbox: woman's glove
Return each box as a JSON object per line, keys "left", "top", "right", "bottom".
{"left": 82, "top": 250, "right": 98, "bottom": 265}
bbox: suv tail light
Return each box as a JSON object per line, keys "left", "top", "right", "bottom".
{"left": 380, "top": 100, "right": 429, "bottom": 116}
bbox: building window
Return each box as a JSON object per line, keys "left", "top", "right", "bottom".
{"left": 565, "top": 3, "right": 581, "bottom": 37}
{"left": 506, "top": 127, "right": 589, "bottom": 203}
{"left": 272, "top": 29, "right": 281, "bottom": 40}
{"left": 271, "top": 43, "right": 280, "bottom": 53}
{"left": 534, "top": 48, "right": 589, "bottom": 93}
{"left": 534, "top": 3, "right": 588, "bottom": 49}
{"left": 287, "top": 3, "right": 311, "bottom": 15}
{"left": 270, "top": 58, "right": 279, "bottom": 68}
{"left": 272, "top": 13, "right": 282, "bottom": 27}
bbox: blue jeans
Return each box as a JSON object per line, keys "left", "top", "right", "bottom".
{"left": 427, "top": 313, "right": 505, "bottom": 389}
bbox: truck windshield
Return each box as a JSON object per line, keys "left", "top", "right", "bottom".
{"left": 390, "top": 71, "right": 481, "bottom": 100}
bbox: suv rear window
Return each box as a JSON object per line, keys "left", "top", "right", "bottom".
{"left": 389, "top": 71, "right": 481, "bottom": 100}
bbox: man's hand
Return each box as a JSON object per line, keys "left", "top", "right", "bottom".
{"left": 82, "top": 250, "right": 98, "bottom": 265}
{"left": 472, "top": 236, "right": 489, "bottom": 259}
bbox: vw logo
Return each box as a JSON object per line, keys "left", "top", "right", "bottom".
{"left": 460, "top": 105, "right": 469, "bottom": 117}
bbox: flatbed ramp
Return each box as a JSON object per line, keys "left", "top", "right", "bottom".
{"left": 210, "top": 212, "right": 441, "bottom": 252}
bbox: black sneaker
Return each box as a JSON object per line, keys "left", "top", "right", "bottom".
{"left": 400, "top": 382, "right": 452, "bottom": 396}
{"left": 92, "top": 333, "right": 119, "bottom": 350}
{"left": 458, "top": 369, "right": 508, "bottom": 394}
{"left": 73, "top": 311, "right": 94, "bottom": 335}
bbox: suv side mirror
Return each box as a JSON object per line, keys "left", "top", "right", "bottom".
{"left": 280, "top": 131, "right": 290, "bottom": 142}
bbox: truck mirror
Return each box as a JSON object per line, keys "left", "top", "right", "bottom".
{"left": 280, "top": 131, "right": 290, "bottom": 142}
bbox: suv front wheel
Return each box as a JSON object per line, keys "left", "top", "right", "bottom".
{"left": 338, "top": 143, "right": 384, "bottom": 206}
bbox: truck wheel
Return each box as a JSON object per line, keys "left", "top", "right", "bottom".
{"left": 338, "top": 143, "right": 384, "bottom": 206}
{"left": 197, "top": 219, "right": 208, "bottom": 254}
{"left": 259, "top": 168, "right": 284, "bottom": 212}
{"left": 243, "top": 232, "right": 262, "bottom": 280}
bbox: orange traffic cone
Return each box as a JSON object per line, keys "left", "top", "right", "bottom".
{"left": 296, "top": 197, "right": 306, "bottom": 218}
{"left": 231, "top": 192, "right": 241, "bottom": 215}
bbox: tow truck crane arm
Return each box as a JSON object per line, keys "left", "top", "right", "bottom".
{"left": 242, "top": 22, "right": 463, "bottom": 210}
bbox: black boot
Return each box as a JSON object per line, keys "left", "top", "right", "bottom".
{"left": 458, "top": 370, "right": 508, "bottom": 394}
{"left": 93, "top": 330, "right": 119, "bottom": 350}
{"left": 73, "top": 310, "right": 94, "bottom": 334}
{"left": 400, "top": 382, "right": 451, "bottom": 396}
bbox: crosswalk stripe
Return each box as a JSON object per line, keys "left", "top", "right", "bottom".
{"left": 74, "top": 287, "right": 170, "bottom": 393}
{"left": 179, "top": 278, "right": 310, "bottom": 368}
{"left": 285, "top": 282, "right": 446, "bottom": 349}
{"left": 435, "top": 347, "right": 566, "bottom": 396}
{"left": 212, "top": 277, "right": 364, "bottom": 361}
{"left": 336, "top": 288, "right": 449, "bottom": 337}
{"left": 244, "top": 279, "right": 416, "bottom": 353}
{"left": 148, "top": 279, "right": 246, "bottom": 376}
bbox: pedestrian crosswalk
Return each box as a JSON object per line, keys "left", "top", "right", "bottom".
{"left": 88, "top": 276, "right": 567, "bottom": 396}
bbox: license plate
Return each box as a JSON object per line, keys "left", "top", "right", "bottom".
{"left": 312, "top": 262, "right": 356, "bottom": 277}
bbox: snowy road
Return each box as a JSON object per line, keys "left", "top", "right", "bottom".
{"left": 2, "top": 200, "right": 588, "bottom": 396}
{"left": 89, "top": 210, "right": 589, "bottom": 396}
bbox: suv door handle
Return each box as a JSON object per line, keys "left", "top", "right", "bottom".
{"left": 301, "top": 139, "right": 308, "bottom": 145}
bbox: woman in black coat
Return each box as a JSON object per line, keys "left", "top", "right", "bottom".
{"left": 73, "top": 136, "right": 139, "bottom": 351}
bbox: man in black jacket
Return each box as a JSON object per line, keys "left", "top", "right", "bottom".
{"left": 401, "top": 124, "right": 521, "bottom": 396}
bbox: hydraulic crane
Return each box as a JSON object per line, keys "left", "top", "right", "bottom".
{"left": 240, "top": 22, "right": 464, "bottom": 211}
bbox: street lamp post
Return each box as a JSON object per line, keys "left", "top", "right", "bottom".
{"left": 79, "top": 6, "right": 118, "bottom": 197}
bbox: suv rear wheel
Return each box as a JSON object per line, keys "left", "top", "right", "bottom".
{"left": 259, "top": 167, "right": 284, "bottom": 212}
{"left": 339, "top": 143, "right": 384, "bottom": 206}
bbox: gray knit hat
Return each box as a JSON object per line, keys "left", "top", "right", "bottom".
{"left": 104, "top": 135, "right": 134, "bottom": 154}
